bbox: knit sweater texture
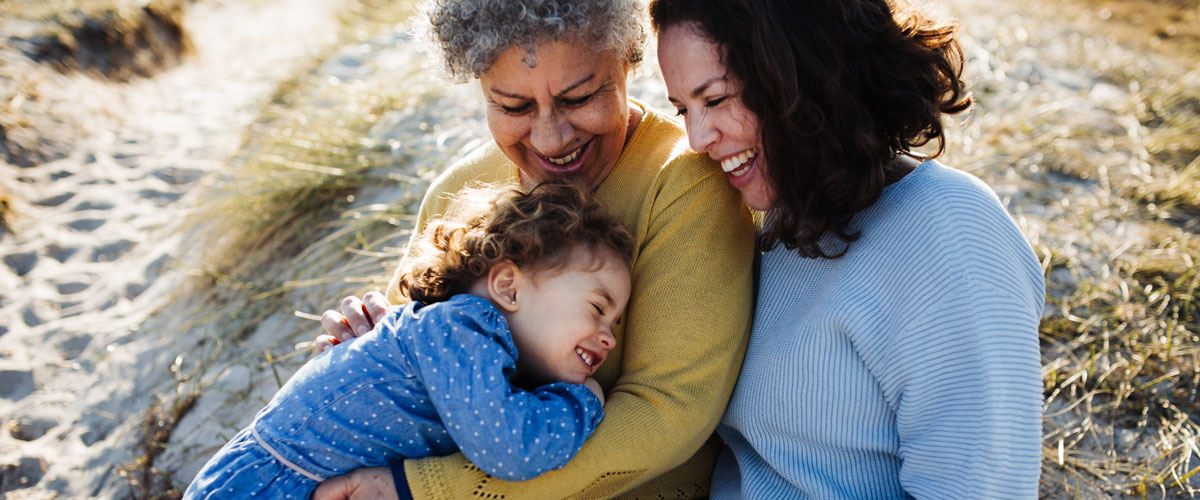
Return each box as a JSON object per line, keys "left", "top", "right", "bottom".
{"left": 711, "top": 160, "right": 1045, "bottom": 499}
{"left": 386, "top": 103, "right": 757, "bottom": 499}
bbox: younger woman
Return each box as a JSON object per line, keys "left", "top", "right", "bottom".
{"left": 652, "top": 0, "right": 1046, "bottom": 498}
{"left": 185, "top": 183, "right": 633, "bottom": 499}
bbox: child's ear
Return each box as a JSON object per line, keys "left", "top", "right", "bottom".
{"left": 487, "top": 260, "right": 522, "bottom": 312}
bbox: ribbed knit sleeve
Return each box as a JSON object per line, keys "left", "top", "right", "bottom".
{"left": 390, "top": 107, "right": 756, "bottom": 499}
{"left": 713, "top": 161, "right": 1044, "bottom": 500}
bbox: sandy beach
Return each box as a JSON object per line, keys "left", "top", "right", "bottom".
{"left": 0, "top": 0, "right": 348, "bottom": 496}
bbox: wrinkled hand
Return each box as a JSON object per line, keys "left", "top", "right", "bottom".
{"left": 584, "top": 377, "right": 605, "bottom": 406}
{"left": 311, "top": 466, "right": 398, "bottom": 500}
{"left": 314, "top": 291, "right": 391, "bottom": 353}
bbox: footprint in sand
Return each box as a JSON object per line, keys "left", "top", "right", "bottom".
{"left": 112, "top": 151, "right": 142, "bottom": 168}
{"left": 138, "top": 188, "right": 184, "bottom": 204}
{"left": 54, "top": 277, "right": 92, "bottom": 295}
{"left": 124, "top": 281, "right": 148, "bottom": 299}
{"left": 91, "top": 239, "right": 134, "bottom": 262}
{"left": 45, "top": 244, "right": 78, "bottom": 263}
{"left": 67, "top": 218, "right": 107, "bottom": 232}
{"left": 78, "top": 413, "right": 118, "bottom": 446}
{"left": 21, "top": 303, "right": 50, "bottom": 327}
{"left": 7, "top": 411, "right": 59, "bottom": 442}
{"left": 152, "top": 165, "right": 206, "bottom": 185}
{"left": 0, "top": 369, "right": 34, "bottom": 400}
{"left": 144, "top": 253, "right": 174, "bottom": 279}
{"left": 0, "top": 456, "right": 46, "bottom": 493}
{"left": 55, "top": 333, "right": 93, "bottom": 360}
{"left": 33, "top": 193, "right": 74, "bottom": 207}
{"left": 73, "top": 200, "right": 115, "bottom": 211}
{"left": 4, "top": 251, "right": 37, "bottom": 276}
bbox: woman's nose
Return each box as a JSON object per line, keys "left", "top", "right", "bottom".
{"left": 687, "top": 112, "right": 718, "bottom": 154}
{"left": 530, "top": 108, "right": 574, "bottom": 154}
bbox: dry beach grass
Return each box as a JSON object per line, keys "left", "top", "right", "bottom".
{"left": 0, "top": 0, "right": 1197, "bottom": 498}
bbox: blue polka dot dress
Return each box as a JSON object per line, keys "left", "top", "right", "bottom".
{"left": 184, "top": 295, "right": 603, "bottom": 500}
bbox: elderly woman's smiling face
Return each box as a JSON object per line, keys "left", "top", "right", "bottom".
{"left": 480, "top": 41, "right": 635, "bottom": 188}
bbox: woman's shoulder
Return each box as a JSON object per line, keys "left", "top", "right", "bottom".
{"left": 870, "top": 160, "right": 1042, "bottom": 285}
{"left": 417, "top": 141, "right": 515, "bottom": 217}
{"left": 611, "top": 106, "right": 726, "bottom": 192}
{"left": 432, "top": 141, "right": 515, "bottom": 190}
{"left": 882, "top": 160, "right": 1012, "bottom": 225}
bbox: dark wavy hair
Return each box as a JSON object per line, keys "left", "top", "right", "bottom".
{"left": 397, "top": 182, "right": 634, "bottom": 304}
{"left": 650, "top": 0, "right": 971, "bottom": 257}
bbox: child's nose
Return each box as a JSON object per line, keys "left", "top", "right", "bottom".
{"left": 597, "top": 330, "right": 616, "bottom": 351}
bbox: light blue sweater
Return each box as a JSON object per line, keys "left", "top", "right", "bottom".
{"left": 712, "top": 160, "right": 1045, "bottom": 499}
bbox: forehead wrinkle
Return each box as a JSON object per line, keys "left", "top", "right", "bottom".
{"left": 488, "top": 72, "right": 598, "bottom": 100}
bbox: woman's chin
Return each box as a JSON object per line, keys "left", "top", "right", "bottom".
{"left": 740, "top": 188, "right": 775, "bottom": 211}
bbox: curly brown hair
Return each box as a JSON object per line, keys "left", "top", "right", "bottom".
{"left": 650, "top": 0, "right": 971, "bottom": 257}
{"left": 397, "top": 182, "right": 634, "bottom": 304}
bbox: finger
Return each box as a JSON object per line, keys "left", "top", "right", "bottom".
{"left": 362, "top": 291, "right": 390, "bottom": 325}
{"left": 340, "top": 296, "right": 372, "bottom": 337}
{"left": 313, "top": 335, "right": 341, "bottom": 354}
{"left": 321, "top": 310, "right": 354, "bottom": 342}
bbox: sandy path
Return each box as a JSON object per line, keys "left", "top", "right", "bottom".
{"left": 0, "top": 0, "right": 346, "bottom": 497}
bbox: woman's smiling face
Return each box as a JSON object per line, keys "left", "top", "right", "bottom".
{"left": 480, "top": 41, "right": 634, "bottom": 188}
{"left": 657, "top": 23, "right": 775, "bottom": 211}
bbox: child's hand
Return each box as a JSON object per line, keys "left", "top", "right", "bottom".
{"left": 583, "top": 377, "right": 605, "bottom": 405}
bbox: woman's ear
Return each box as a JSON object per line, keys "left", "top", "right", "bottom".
{"left": 487, "top": 260, "right": 522, "bottom": 312}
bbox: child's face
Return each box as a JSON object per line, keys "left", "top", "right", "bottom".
{"left": 506, "top": 247, "right": 631, "bottom": 385}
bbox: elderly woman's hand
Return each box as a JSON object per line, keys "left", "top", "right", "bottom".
{"left": 315, "top": 291, "right": 391, "bottom": 353}
{"left": 312, "top": 466, "right": 398, "bottom": 500}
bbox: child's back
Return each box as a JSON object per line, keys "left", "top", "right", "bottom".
{"left": 185, "top": 294, "right": 602, "bottom": 499}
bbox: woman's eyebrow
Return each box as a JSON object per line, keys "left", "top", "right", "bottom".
{"left": 668, "top": 76, "right": 726, "bottom": 105}
{"left": 555, "top": 74, "right": 598, "bottom": 97}
{"left": 689, "top": 76, "right": 724, "bottom": 98}
{"left": 488, "top": 73, "right": 597, "bottom": 100}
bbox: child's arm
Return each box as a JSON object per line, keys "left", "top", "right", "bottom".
{"left": 409, "top": 299, "right": 603, "bottom": 481}
{"left": 583, "top": 377, "right": 605, "bottom": 405}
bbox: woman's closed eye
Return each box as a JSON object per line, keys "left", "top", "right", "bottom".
{"left": 705, "top": 96, "right": 729, "bottom": 108}
{"left": 498, "top": 102, "right": 533, "bottom": 115}
{"left": 562, "top": 92, "right": 596, "bottom": 107}
{"left": 673, "top": 96, "right": 730, "bottom": 117}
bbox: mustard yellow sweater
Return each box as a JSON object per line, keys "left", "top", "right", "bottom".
{"left": 385, "top": 104, "right": 755, "bottom": 499}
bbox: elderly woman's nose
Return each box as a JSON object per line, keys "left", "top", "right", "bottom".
{"left": 530, "top": 109, "right": 574, "bottom": 154}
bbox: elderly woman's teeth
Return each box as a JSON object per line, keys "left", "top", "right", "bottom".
{"left": 547, "top": 148, "right": 582, "bottom": 165}
{"left": 576, "top": 347, "right": 594, "bottom": 366}
{"left": 721, "top": 149, "right": 757, "bottom": 175}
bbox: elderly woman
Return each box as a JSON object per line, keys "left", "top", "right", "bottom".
{"left": 651, "top": 0, "right": 1045, "bottom": 498}
{"left": 313, "top": 0, "right": 755, "bottom": 499}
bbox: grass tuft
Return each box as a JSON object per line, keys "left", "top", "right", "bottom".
{"left": 1, "top": 0, "right": 192, "bottom": 81}
{"left": 119, "top": 390, "right": 199, "bottom": 500}
{"left": 0, "top": 181, "right": 12, "bottom": 235}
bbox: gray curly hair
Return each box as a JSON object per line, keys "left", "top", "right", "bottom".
{"left": 418, "top": 0, "right": 647, "bottom": 81}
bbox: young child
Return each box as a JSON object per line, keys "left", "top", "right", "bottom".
{"left": 184, "top": 182, "right": 633, "bottom": 499}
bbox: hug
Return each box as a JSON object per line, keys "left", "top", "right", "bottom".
{"left": 190, "top": 0, "right": 1045, "bottom": 498}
